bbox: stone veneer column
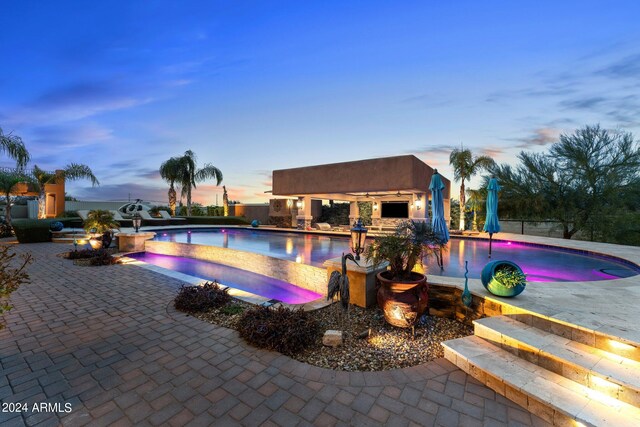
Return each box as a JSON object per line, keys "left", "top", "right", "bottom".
{"left": 371, "top": 200, "right": 381, "bottom": 227}
{"left": 296, "top": 196, "right": 313, "bottom": 229}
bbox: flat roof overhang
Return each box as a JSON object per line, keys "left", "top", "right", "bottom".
{"left": 272, "top": 155, "right": 450, "bottom": 200}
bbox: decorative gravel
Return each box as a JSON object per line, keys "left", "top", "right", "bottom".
{"left": 192, "top": 300, "right": 473, "bottom": 372}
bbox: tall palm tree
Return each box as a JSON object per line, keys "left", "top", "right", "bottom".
{"left": 159, "top": 157, "right": 181, "bottom": 215}
{"left": 0, "top": 127, "right": 30, "bottom": 169}
{"left": 32, "top": 164, "right": 99, "bottom": 219}
{"left": 0, "top": 170, "right": 32, "bottom": 225}
{"left": 466, "top": 188, "right": 485, "bottom": 232}
{"left": 174, "top": 150, "right": 223, "bottom": 216}
{"left": 449, "top": 147, "right": 495, "bottom": 231}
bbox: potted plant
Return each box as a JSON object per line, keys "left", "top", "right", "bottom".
{"left": 481, "top": 260, "right": 526, "bottom": 297}
{"left": 83, "top": 210, "right": 120, "bottom": 249}
{"left": 365, "top": 220, "right": 445, "bottom": 328}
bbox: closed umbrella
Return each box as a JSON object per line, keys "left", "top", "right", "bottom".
{"left": 429, "top": 169, "right": 450, "bottom": 268}
{"left": 483, "top": 177, "right": 501, "bottom": 258}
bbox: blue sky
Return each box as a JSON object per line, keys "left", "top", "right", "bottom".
{"left": 1, "top": 1, "right": 639, "bottom": 204}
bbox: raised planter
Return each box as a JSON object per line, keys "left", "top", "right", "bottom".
{"left": 481, "top": 260, "right": 526, "bottom": 297}
{"left": 376, "top": 271, "right": 429, "bottom": 328}
{"left": 115, "top": 232, "right": 156, "bottom": 252}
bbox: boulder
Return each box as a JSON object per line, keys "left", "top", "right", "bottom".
{"left": 322, "top": 330, "right": 343, "bottom": 347}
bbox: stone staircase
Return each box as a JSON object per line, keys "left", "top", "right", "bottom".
{"left": 51, "top": 229, "right": 92, "bottom": 244}
{"left": 443, "top": 314, "right": 640, "bottom": 426}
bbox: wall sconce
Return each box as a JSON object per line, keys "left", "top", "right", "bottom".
{"left": 373, "top": 202, "right": 378, "bottom": 211}
{"left": 286, "top": 199, "right": 293, "bottom": 208}
{"left": 414, "top": 195, "right": 422, "bottom": 210}
{"left": 296, "top": 199, "right": 303, "bottom": 209}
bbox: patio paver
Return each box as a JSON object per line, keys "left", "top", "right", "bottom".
{"left": 0, "top": 242, "right": 549, "bottom": 426}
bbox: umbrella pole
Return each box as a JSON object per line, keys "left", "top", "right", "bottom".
{"left": 489, "top": 233, "right": 493, "bottom": 258}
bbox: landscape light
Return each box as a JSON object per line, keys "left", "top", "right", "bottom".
{"left": 132, "top": 214, "right": 142, "bottom": 232}
{"left": 350, "top": 218, "right": 368, "bottom": 261}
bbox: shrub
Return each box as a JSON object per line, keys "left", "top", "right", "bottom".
{"left": 174, "top": 282, "right": 231, "bottom": 312}
{"left": 12, "top": 218, "right": 79, "bottom": 243}
{"left": 0, "top": 246, "right": 32, "bottom": 329}
{"left": 184, "top": 216, "right": 250, "bottom": 226}
{"left": 66, "top": 248, "right": 100, "bottom": 259}
{"left": 238, "top": 306, "right": 320, "bottom": 356}
{"left": 89, "top": 250, "right": 119, "bottom": 266}
{"left": 57, "top": 210, "right": 79, "bottom": 218}
{"left": 0, "top": 219, "right": 13, "bottom": 238}
{"left": 65, "top": 248, "right": 118, "bottom": 265}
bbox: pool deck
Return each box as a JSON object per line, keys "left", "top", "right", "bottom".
{"left": 428, "top": 232, "right": 640, "bottom": 347}
{"left": 0, "top": 239, "right": 549, "bottom": 426}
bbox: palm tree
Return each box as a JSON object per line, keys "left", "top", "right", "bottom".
{"left": 174, "top": 150, "right": 223, "bottom": 216}
{"left": 0, "top": 170, "right": 32, "bottom": 225}
{"left": 0, "top": 127, "right": 30, "bottom": 169}
{"left": 32, "top": 164, "right": 99, "bottom": 219}
{"left": 159, "top": 157, "right": 181, "bottom": 215}
{"left": 466, "top": 188, "right": 484, "bottom": 232}
{"left": 449, "top": 147, "right": 495, "bottom": 231}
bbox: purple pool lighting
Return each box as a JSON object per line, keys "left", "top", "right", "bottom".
{"left": 128, "top": 252, "right": 322, "bottom": 304}
{"left": 152, "top": 228, "right": 640, "bottom": 283}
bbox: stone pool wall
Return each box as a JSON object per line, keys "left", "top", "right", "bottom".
{"left": 144, "top": 241, "right": 327, "bottom": 295}
{"left": 428, "top": 282, "right": 530, "bottom": 326}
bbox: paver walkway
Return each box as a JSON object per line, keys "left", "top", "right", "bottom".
{"left": 0, "top": 242, "right": 549, "bottom": 426}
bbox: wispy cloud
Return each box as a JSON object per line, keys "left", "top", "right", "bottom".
{"left": 512, "top": 127, "right": 562, "bottom": 148}
{"left": 597, "top": 53, "right": 640, "bottom": 80}
{"left": 3, "top": 81, "right": 153, "bottom": 126}
{"left": 29, "top": 123, "right": 113, "bottom": 149}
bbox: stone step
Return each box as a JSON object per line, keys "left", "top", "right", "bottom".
{"left": 474, "top": 316, "right": 640, "bottom": 407}
{"left": 510, "top": 313, "right": 640, "bottom": 363}
{"left": 51, "top": 236, "right": 92, "bottom": 244}
{"left": 443, "top": 335, "right": 640, "bottom": 426}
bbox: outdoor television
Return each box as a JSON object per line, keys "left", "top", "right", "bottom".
{"left": 381, "top": 202, "right": 409, "bottom": 218}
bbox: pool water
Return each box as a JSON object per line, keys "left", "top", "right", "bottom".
{"left": 153, "top": 228, "right": 640, "bottom": 282}
{"left": 128, "top": 252, "right": 322, "bottom": 304}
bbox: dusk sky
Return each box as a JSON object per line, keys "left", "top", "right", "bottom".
{"left": 2, "top": 1, "right": 640, "bottom": 205}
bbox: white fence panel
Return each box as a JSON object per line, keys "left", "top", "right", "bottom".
{"left": 27, "top": 200, "right": 38, "bottom": 219}
{"left": 65, "top": 201, "right": 128, "bottom": 212}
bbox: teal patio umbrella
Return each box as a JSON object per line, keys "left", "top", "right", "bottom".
{"left": 429, "top": 170, "right": 449, "bottom": 268}
{"left": 483, "top": 177, "right": 501, "bottom": 258}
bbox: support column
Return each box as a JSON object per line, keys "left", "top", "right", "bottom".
{"left": 296, "top": 196, "right": 313, "bottom": 229}
{"left": 371, "top": 200, "right": 382, "bottom": 228}
{"left": 349, "top": 201, "right": 359, "bottom": 226}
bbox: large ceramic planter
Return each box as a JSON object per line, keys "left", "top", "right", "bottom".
{"left": 481, "top": 260, "right": 526, "bottom": 297}
{"left": 376, "top": 271, "right": 429, "bottom": 328}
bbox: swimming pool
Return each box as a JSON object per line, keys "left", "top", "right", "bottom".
{"left": 128, "top": 252, "right": 322, "bottom": 304}
{"left": 152, "top": 228, "right": 640, "bottom": 282}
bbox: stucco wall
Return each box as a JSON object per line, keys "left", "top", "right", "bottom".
{"left": 144, "top": 241, "right": 327, "bottom": 295}
{"left": 229, "top": 204, "right": 270, "bottom": 223}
